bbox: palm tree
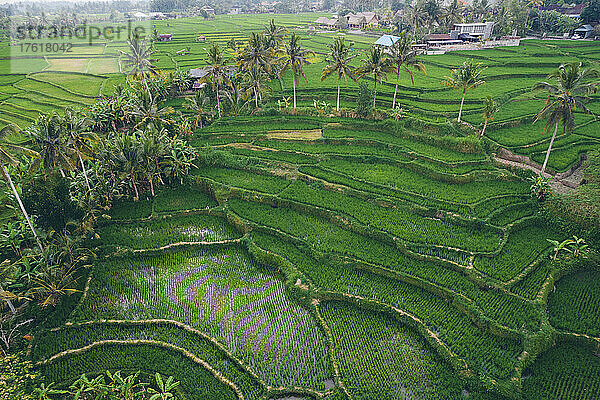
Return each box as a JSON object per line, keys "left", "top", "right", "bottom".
{"left": 112, "top": 134, "right": 143, "bottom": 200}
{"left": 201, "top": 44, "right": 229, "bottom": 118}
{"left": 0, "top": 125, "right": 44, "bottom": 254}
{"left": 239, "top": 32, "right": 272, "bottom": 75}
{"left": 224, "top": 80, "right": 250, "bottom": 116}
{"left": 28, "top": 114, "right": 73, "bottom": 177}
{"left": 533, "top": 63, "right": 599, "bottom": 174}
{"left": 242, "top": 64, "right": 271, "bottom": 109}
{"left": 263, "top": 19, "right": 287, "bottom": 49}
{"left": 279, "top": 33, "right": 314, "bottom": 109}
{"left": 119, "top": 35, "right": 158, "bottom": 102}
{"left": 62, "top": 109, "right": 94, "bottom": 191}
{"left": 130, "top": 91, "right": 175, "bottom": 130}
{"left": 359, "top": 46, "right": 393, "bottom": 109}
{"left": 442, "top": 0, "right": 464, "bottom": 29}
{"left": 321, "top": 37, "right": 357, "bottom": 111}
{"left": 444, "top": 60, "right": 486, "bottom": 122}
{"left": 184, "top": 91, "right": 212, "bottom": 129}
{"left": 480, "top": 96, "right": 499, "bottom": 137}
{"left": 388, "top": 33, "right": 426, "bottom": 109}
{"left": 139, "top": 126, "right": 167, "bottom": 197}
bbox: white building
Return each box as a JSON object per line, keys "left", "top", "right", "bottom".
{"left": 453, "top": 22, "right": 495, "bottom": 40}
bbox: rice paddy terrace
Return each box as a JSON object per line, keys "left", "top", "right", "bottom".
{"left": 2, "top": 14, "right": 600, "bottom": 174}
{"left": 31, "top": 115, "right": 600, "bottom": 400}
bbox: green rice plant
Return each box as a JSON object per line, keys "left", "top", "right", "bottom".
{"left": 31, "top": 72, "right": 105, "bottom": 97}
{"left": 252, "top": 232, "right": 523, "bottom": 381}
{"left": 153, "top": 186, "right": 218, "bottom": 213}
{"left": 488, "top": 201, "right": 538, "bottom": 226}
{"left": 71, "top": 245, "right": 332, "bottom": 390}
{"left": 234, "top": 200, "right": 540, "bottom": 330}
{"left": 33, "top": 323, "right": 264, "bottom": 400}
{"left": 548, "top": 270, "right": 600, "bottom": 336}
{"left": 317, "top": 158, "right": 528, "bottom": 205}
{"left": 279, "top": 180, "right": 503, "bottom": 252}
{"left": 40, "top": 343, "right": 238, "bottom": 400}
{"left": 298, "top": 165, "right": 474, "bottom": 216}
{"left": 109, "top": 198, "right": 153, "bottom": 220}
{"left": 522, "top": 342, "right": 600, "bottom": 400}
{"left": 321, "top": 301, "right": 471, "bottom": 399}
{"left": 472, "top": 195, "right": 531, "bottom": 219}
{"left": 97, "top": 214, "right": 240, "bottom": 249}
{"left": 226, "top": 147, "right": 319, "bottom": 165}
{"left": 473, "top": 219, "right": 562, "bottom": 282}
{"left": 510, "top": 261, "right": 550, "bottom": 301}
{"left": 193, "top": 167, "right": 291, "bottom": 194}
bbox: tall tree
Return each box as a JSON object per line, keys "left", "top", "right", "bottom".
{"left": 388, "top": 33, "right": 426, "bottom": 109}
{"left": 62, "top": 109, "right": 93, "bottom": 191}
{"left": 443, "top": 0, "right": 464, "bottom": 29}
{"left": 359, "top": 46, "right": 393, "bottom": 109}
{"left": 243, "top": 64, "right": 271, "bottom": 108}
{"left": 0, "top": 125, "right": 44, "bottom": 254}
{"left": 534, "top": 63, "right": 599, "bottom": 174}
{"left": 239, "top": 32, "right": 272, "bottom": 74}
{"left": 263, "top": 19, "right": 287, "bottom": 49}
{"left": 480, "top": 96, "right": 498, "bottom": 137}
{"left": 201, "top": 44, "right": 229, "bottom": 118}
{"left": 119, "top": 36, "right": 158, "bottom": 102}
{"left": 184, "top": 91, "right": 212, "bottom": 129}
{"left": 444, "top": 60, "right": 486, "bottom": 122}
{"left": 279, "top": 33, "right": 314, "bottom": 109}
{"left": 321, "top": 37, "right": 357, "bottom": 111}
{"left": 28, "top": 114, "right": 73, "bottom": 178}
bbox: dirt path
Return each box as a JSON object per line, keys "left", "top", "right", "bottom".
{"left": 494, "top": 155, "right": 584, "bottom": 195}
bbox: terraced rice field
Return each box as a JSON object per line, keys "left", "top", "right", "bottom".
{"left": 31, "top": 115, "right": 600, "bottom": 400}
{"left": 2, "top": 14, "right": 599, "bottom": 174}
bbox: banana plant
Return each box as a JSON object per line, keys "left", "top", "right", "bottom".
{"left": 148, "top": 373, "right": 180, "bottom": 400}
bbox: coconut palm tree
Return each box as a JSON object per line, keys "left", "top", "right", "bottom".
{"left": 359, "top": 46, "right": 393, "bottom": 109}
{"left": 130, "top": 91, "right": 175, "bottom": 130}
{"left": 263, "top": 19, "right": 287, "bottom": 49}
{"left": 279, "top": 33, "right": 314, "bottom": 109}
{"left": 388, "top": 33, "right": 426, "bottom": 109}
{"left": 112, "top": 134, "right": 143, "bottom": 200}
{"left": 533, "top": 63, "right": 599, "bottom": 174}
{"left": 442, "top": 0, "right": 464, "bottom": 29}
{"left": 239, "top": 32, "right": 272, "bottom": 75}
{"left": 321, "top": 37, "right": 357, "bottom": 111}
{"left": 480, "top": 96, "right": 499, "bottom": 137}
{"left": 242, "top": 64, "right": 271, "bottom": 109}
{"left": 28, "top": 114, "right": 73, "bottom": 178}
{"left": 0, "top": 125, "right": 44, "bottom": 254}
{"left": 201, "top": 44, "right": 229, "bottom": 118}
{"left": 62, "top": 109, "right": 94, "bottom": 191}
{"left": 184, "top": 91, "right": 212, "bottom": 129}
{"left": 444, "top": 59, "right": 486, "bottom": 122}
{"left": 224, "top": 80, "right": 250, "bottom": 116}
{"left": 139, "top": 125, "right": 168, "bottom": 197}
{"left": 119, "top": 35, "right": 158, "bottom": 101}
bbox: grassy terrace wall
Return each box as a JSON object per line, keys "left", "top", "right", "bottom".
{"left": 2, "top": 18, "right": 599, "bottom": 174}
{"left": 30, "top": 115, "right": 600, "bottom": 400}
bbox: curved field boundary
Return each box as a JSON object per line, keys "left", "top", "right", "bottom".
{"left": 26, "top": 76, "right": 99, "bottom": 99}
{"left": 241, "top": 210, "right": 526, "bottom": 339}
{"left": 36, "top": 339, "right": 245, "bottom": 400}
{"left": 46, "top": 319, "right": 265, "bottom": 388}
{"left": 29, "top": 70, "right": 108, "bottom": 79}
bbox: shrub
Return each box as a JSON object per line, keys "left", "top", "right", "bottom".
{"left": 22, "top": 174, "right": 82, "bottom": 232}
{"left": 355, "top": 82, "right": 373, "bottom": 117}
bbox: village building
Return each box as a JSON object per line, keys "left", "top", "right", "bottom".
{"left": 452, "top": 22, "right": 495, "bottom": 40}
{"left": 201, "top": 6, "right": 215, "bottom": 16}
